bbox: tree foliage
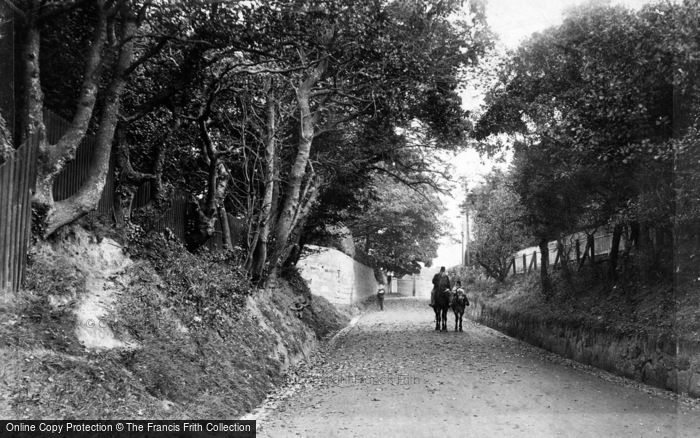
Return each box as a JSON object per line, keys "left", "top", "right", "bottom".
{"left": 7, "top": 0, "right": 492, "bottom": 284}
{"left": 345, "top": 175, "right": 444, "bottom": 277}
{"left": 470, "top": 171, "right": 531, "bottom": 282}
{"left": 474, "top": 1, "right": 700, "bottom": 287}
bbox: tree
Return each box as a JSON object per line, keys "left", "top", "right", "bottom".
{"left": 474, "top": 3, "right": 692, "bottom": 282}
{"left": 9, "top": 0, "right": 491, "bottom": 290}
{"left": 236, "top": 0, "right": 491, "bottom": 283}
{"left": 345, "top": 175, "right": 444, "bottom": 277}
{"left": 11, "top": 0, "right": 160, "bottom": 236}
{"left": 470, "top": 171, "right": 531, "bottom": 282}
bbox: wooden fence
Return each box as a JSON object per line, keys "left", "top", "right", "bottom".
{"left": 508, "top": 232, "right": 619, "bottom": 276}
{"left": 0, "top": 136, "right": 38, "bottom": 294}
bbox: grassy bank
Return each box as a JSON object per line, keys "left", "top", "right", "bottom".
{"left": 450, "top": 264, "right": 698, "bottom": 342}
{"left": 0, "top": 225, "right": 348, "bottom": 419}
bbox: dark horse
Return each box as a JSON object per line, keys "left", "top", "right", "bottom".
{"left": 433, "top": 288, "right": 451, "bottom": 331}
{"left": 451, "top": 290, "right": 469, "bottom": 332}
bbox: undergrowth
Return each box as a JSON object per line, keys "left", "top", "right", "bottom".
{"left": 1, "top": 256, "right": 85, "bottom": 354}
{"left": 1, "top": 225, "right": 348, "bottom": 419}
{"left": 452, "top": 262, "right": 691, "bottom": 339}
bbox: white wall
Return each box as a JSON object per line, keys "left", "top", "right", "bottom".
{"left": 297, "top": 245, "right": 378, "bottom": 306}
{"left": 395, "top": 275, "right": 432, "bottom": 298}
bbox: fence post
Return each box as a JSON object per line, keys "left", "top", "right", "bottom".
{"left": 575, "top": 239, "right": 581, "bottom": 264}
{"left": 589, "top": 234, "right": 596, "bottom": 264}
{"left": 529, "top": 251, "right": 537, "bottom": 272}
{"left": 578, "top": 239, "right": 590, "bottom": 269}
{"left": 522, "top": 253, "right": 526, "bottom": 274}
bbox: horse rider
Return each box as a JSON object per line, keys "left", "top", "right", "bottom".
{"left": 452, "top": 280, "right": 467, "bottom": 306}
{"left": 430, "top": 266, "right": 451, "bottom": 307}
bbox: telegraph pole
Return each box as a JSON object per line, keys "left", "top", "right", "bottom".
{"left": 463, "top": 181, "right": 471, "bottom": 267}
{"left": 465, "top": 208, "right": 470, "bottom": 266}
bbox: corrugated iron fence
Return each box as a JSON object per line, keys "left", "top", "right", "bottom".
{"left": 49, "top": 109, "right": 222, "bottom": 247}
{"left": 45, "top": 111, "right": 115, "bottom": 219}
{"left": 1, "top": 110, "right": 219, "bottom": 294}
{"left": 0, "top": 136, "right": 38, "bottom": 294}
{"left": 131, "top": 181, "right": 192, "bottom": 244}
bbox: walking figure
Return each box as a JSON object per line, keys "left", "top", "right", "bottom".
{"left": 377, "top": 284, "right": 385, "bottom": 311}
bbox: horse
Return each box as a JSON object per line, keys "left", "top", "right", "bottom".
{"left": 450, "top": 289, "right": 469, "bottom": 332}
{"left": 433, "top": 287, "right": 451, "bottom": 331}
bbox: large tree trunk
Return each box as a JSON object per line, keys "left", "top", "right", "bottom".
{"left": 608, "top": 223, "right": 624, "bottom": 279}
{"left": 31, "top": 0, "right": 105, "bottom": 208}
{"left": 539, "top": 238, "right": 553, "bottom": 300}
{"left": 557, "top": 237, "right": 572, "bottom": 284}
{"left": 280, "top": 177, "right": 321, "bottom": 267}
{"left": 22, "top": 4, "right": 48, "bottom": 202}
{"left": 268, "top": 61, "right": 326, "bottom": 280}
{"left": 44, "top": 7, "right": 136, "bottom": 236}
{"left": 22, "top": 1, "right": 138, "bottom": 236}
{"left": 248, "top": 85, "right": 277, "bottom": 282}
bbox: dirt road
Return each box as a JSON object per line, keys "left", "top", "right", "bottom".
{"left": 253, "top": 297, "right": 700, "bottom": 438}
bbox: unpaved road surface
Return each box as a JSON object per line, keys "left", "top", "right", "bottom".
{"left": 255, "top": 297, "right": 700, "bottom": 438}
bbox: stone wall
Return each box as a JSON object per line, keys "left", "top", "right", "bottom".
{"left": 467, "top": 296, "right": 700, "bottom": 397}
{"left": 297, "top": 245, "right": 378, "bottom": 306}
{"left": 395, "top": 275, "right": 432, "bottom": 298}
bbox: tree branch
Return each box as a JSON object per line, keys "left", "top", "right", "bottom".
{"left": 368, "top": 165, "right": 446, "bottom": 208}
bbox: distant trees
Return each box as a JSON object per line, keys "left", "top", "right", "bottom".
{"left": 474, "top": 1, "right": 700, "bottom": 292}
{"left": 344, "top": 175, "right": 445, "bottom": 277}
{"left": 469, "top": 171, "right": 531, "bottom": 282}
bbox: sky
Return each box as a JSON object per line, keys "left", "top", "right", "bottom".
{"left": 429, "top": 0, "right": 656, "bottom": 271}
{"left": 486, "top": 0, "right": 654, "bottom": 50}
